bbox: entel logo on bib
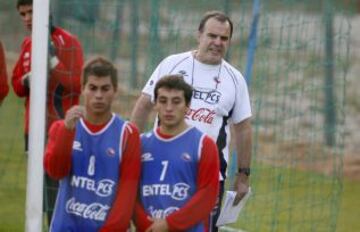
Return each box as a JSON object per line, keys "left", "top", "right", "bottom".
{"left": 71, "top": 176, "right": 115, "bottom": 197}
{"left": 142, "top": 182, "right": 190, "bottom": 201}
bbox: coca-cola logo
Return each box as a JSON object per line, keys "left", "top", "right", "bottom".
{"left": 66, "top": 197, "right": 110, "bottom": 221}
{"left": 185, "top": 108, "right": 215, "bottom": 124}
{"left": 192, "top": 89, "right": 221, "bottom": 105}
{"left": 148, "top": 206, "right": 179, "bottom": 219}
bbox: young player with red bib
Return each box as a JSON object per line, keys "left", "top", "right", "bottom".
{"left": 12, "top": 0, "right": 84, "bottom": 224}
{"left": 44, "top": 57, "right": 141, "bottom": 232}
{"left": 134, "top": 75, "right": 220, "bottom": 232}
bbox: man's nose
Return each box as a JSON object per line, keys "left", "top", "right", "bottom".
{"left": 95, "top": 90, "right": 103, "bottom": 98}
{"left": 213, "top": 36, "right": 222, "bottom": 45}
{"left": 165, "top": 102, "right": 173, "bottom": 111}
{"left": 24, "top": 13, "right": 31, "bottom": 21}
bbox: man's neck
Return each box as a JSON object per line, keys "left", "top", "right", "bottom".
{"left": 159, "top": 121, "right": 188, "bottom": 137}
{"left": 85, "top": 112, "right": 112, "bottom": 125}
{"left": 193, "top": 50, "right": 221, "bottom": 65}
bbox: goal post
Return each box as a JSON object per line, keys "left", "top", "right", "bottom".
{"left": 25, "top": 0, "right": 50, "bottom": 231}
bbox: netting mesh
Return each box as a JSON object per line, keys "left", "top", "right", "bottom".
{"left": 0, "top": 0, "right": 354, "bottom": 231}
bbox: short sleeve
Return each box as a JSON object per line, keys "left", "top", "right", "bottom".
{"left": 231, "top": 73, "right": 252, "bottom": 124}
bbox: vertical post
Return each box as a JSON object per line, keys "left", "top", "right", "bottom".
{"left": 223, "top": 0, "right": 231, "bottom": 61}
{"left": 244, "top": 0, "right": 260, "bottom": 85}
{"left": 149, "top": 0, "right": 161, "bottom": 68}
{"left": 25, "top": 0, "right": 49, "bottom": 231}
{"left": 130, "top": 0, "right": 139, "bottom": 89}
{"left": 111, "top": 0, "right": 124, "bottom": 61}
{"left": 323, "top": 0, "right": 336, "bottom": 146}
{"left": 230, "top": 0, "right": 260, "bottom": 185}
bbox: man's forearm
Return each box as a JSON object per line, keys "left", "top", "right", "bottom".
{"left": 234, "top": 118, "right": 252, "bottom": 170}
{"left": 130, "top": 94, "right": 153, "bottom": 132}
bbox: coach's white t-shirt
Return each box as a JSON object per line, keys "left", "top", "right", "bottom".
{"left": 142, "top": 51, "right": 252, "bottom": 180}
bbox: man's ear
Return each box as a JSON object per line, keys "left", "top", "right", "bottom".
{"left": 196, "top": 31, "right": 201, "bottom": 42}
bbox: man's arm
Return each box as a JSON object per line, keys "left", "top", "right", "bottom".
{"left": 233, "top": 118, "right": 252, "bottom": 204}
{"left": 130, "top": 93, "right": 154, "bottom": 132}
{"left": 49, "top": 31, "right": 83, "bottom": 93}
{"left": 101, "top": 123, "right": 141, "bottom": 232}
{"left": 12, "top": 39, "right": 31, "bottom": 97}
{"left": 44, "top": 105, "right": 84, "bottom": 179}
{"left": 43, "top": 120, "right": 75, "bottom": 179}
{"left": 133, "top": 201, "right": 153, "bottom": 232}
{"left": 0, "top": 41, "right": 9, "bottom": 104}
{"left": 164, "top": 136, "right": 220, "bottom": 231}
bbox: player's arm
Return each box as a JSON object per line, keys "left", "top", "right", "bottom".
{"left": 43, "top": 120, "right": 75, "bottom": 179}
{"left": 49, "top": 35, "right": 83, "bottom": 93}
{"left": 165, "top": 136, "right": 220, "bottom": 231}
{"left": 101, "top": 123, "right": 141, "bottom": 232}
{"left": 130, "top": 93, "right": 154, "bottom": 132}
{"left": 133, "top": 200, "right": 153, "bottom": 232}
{"left": 233, "top": 118, "right": 252, "bottom": 204}
{"left": 11, "top": 40, "right": 30, "bottom": 97}
{"left": 0, "top": 42, "right": 9, "bottom": 103}
{"left": 43, "top": 105, "right": 84, "bottom": 179}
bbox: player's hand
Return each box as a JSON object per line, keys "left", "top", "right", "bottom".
{"left": 233, "top": 173, "right": 249, "bottom": 206}
{"left": 49, "top": 41, "right": 57, "bottom": 57}
{"left": 49, "top": 41, "right": 59, "bottom": 69}
{"left": 64, "top": 105, "right": 85, "bottom": 130}
{"left": 21, "top": 72, "right": 31, "bottom": 88}
{"left": 145, "top": 218, "right": 169, "bottom": 232}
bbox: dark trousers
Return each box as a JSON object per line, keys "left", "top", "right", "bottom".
{"left": 43, "top": 173, "right": 59, "bottom": 224}
{"left": 25, "top": 134, "right": 58, "bottom": 225}
{"left": 209, "top": 180, "right": 225, "bottom": 232}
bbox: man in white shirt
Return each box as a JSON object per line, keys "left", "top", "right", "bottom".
{"left": 131, "top": 11, "right": 252, "bottom": 232}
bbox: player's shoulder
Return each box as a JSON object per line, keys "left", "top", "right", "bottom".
{"left": 52, "top": 27, "right": 80, "bottom": 42}
{"left": 124, "top": 121, "right": 140, "bottom": 135}
{"left": 21, "top": 37, "right": 31, "bottom": 48}
{"left": 162, "top": 51, "right": 192, "bottom": 64}
{"left": 222, "top": 59, "right": 246, "bottom": 85}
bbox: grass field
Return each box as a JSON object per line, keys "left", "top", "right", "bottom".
{"left": 0, "top": 93, "right": 359, "bottom": 232}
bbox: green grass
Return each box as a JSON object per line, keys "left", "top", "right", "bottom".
{"left": 226, "top": 163, "right": 360, "bottom": 232}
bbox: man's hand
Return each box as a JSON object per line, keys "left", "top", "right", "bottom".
{"left": 233, "top": 173, "right": 249, "bottom": 206}
{"left": 64, "top": 106, "right": 85, "bottom": 130}
{"left": 21, "top": 72, "right": 31, "bottom": 88}
{"left": 145, "top": 218, "right": 169, "bottom": 232}
{"left": 49, "top": 41, "right": 59, "bottom": 69}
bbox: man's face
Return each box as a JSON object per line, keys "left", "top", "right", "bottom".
{"left": 197, "top": 17, "right": 231, "bottom": 65}
{"left": 155, "top": 88, "right": 189, "bottom": 130}
{"left": 18, "top": 4, "right": 33, "bottom": 31}
{"left": 82, "top": 75, "right": 116, "bottom": 117}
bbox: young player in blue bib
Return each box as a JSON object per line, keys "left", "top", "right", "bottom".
{"left": 134, "top": 75, "right": 220, "bottom": 232}
{"left": 44, "top": 57, "right": 141, "bottom": 232}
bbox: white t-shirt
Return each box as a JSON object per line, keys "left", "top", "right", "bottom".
{"left": 143, "top": 51, "right": 252, "bottom": 180}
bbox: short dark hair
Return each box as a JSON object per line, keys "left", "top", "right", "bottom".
{"left": 198, "top": 10, "right": 233, "bottom": 39}
{"left": 82, "top": 57, "right": 118, "bottom": 90}
{"left": 154, "top": 75, "right": 193, "bottom": 106}
{"left": 17, "top": 0, "right": 32, "bottom": 9}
